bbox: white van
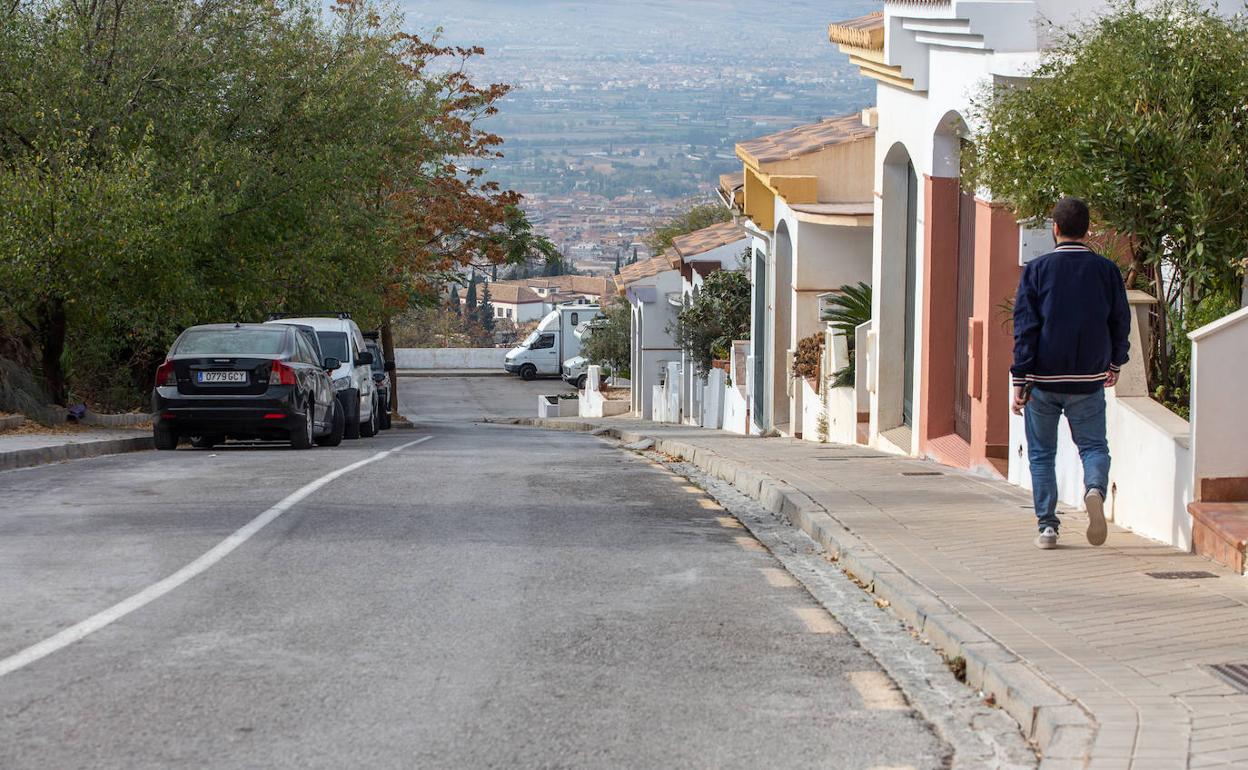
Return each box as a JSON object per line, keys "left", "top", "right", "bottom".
{"left": 266, "top": 314, "right": 379, "bottom": 439}
{"left": 504, "top": 305, "right": 601, "bottom": 381}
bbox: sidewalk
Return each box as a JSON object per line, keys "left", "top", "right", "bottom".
{"left": 0, "top": 425, "right": 152, "bottom": 472}
{"left": 510, "top": 416, "right": 1248, "bottom": 770}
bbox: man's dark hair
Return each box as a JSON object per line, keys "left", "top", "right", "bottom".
{"left": 1052, "top": 197, "right": 1090, "bottom": 239}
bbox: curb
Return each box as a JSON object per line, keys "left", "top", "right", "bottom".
{"left": 81, "top": 411, "right": 151, "bottom": 428}
{"left": 398, "top": 370, "right": 509, "bottom": 378}
{"left": 0, "top": 436, "right": 154, "bottom": 473}
{"left": 0, "top": 415, "right": 24, "bottom": 431}
{"left": 501, "top": 416, "right": 1096, "bottom": 767}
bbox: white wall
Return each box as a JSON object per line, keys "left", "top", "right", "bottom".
{"left": 1189, "top": 307, "right": 1248, "bottom": 489}
{"left": 628, "top": 269, "right": 683, "bottom": 420}
{"left": 395, "top": 348, "right": 505, "bottom": 370}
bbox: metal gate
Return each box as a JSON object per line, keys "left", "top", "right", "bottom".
{"left": 953, "top": 190, "right": 976, "bottom": 441}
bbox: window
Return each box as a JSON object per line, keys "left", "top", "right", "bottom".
{"left": 506, "top": 308, "right": 513, "bottom": 318}
{"left": 496, "top": 306, "right": 504, "bottom": 318}
{"left": 176, "top": 328, "right": 288, "bottom": 356}
{"left": 531, "top": 333, "right": 555, "bottom": 351}
{"left": 570, "top": 313, "right": 579, "bottom": 326}
{"left": 317, "top": 331, "right": 350, "bottom": 364}
{"left": 295, "top": 334, "right": 319, "bottom": 365}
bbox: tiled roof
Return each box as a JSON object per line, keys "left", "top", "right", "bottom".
{"left": 829, "top": 12, "right": 884, "bottom": 51}
{"left": 719, "top": 172, "right": 744, "bottom": 195}
{"left": 737, "top": 114, "right": 875, "bottom": 165}
{"left": 521, "top": 274, "right": 611, "bottom": 297}
{"left": 672, "top": 221, "right": 747, "bottom": 260}
{"left": 615, "top": 253, "right": 678, "bottom": 288}
{"left": 482, "top": 282, "right": 544, "bottom": 304}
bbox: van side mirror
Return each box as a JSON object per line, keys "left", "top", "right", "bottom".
{"left": 323, "top": 357, "right": 341, "bottom": 371}
{"left": 355, "top": 351, "right": 374, "bottom": 366}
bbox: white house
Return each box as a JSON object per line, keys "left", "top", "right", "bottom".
{"left": 670, "top": 220, "right": 750, "bottom": 425}
{"left": 827, "top": 3, "right": 1248, "bottom": 558}
{"left": 732, "top": 114, "right": 876, "bottom": 439}
{"left": 616, "top": 254, "right": 683, "bottom": 421}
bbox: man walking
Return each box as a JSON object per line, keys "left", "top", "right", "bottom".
{"left": 1011, "top": 197, "right": 1131, "bottom": 550}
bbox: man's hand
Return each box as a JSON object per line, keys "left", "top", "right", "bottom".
{"left": 1012, "top": 385, "right": 1028, "bottom": 416}
{"left": 1105, "top": 370, "right": 1120, "bottom": 388}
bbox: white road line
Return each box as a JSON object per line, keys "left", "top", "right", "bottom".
{"left": 0, "top": 436, "right": 432, "bottom": 678}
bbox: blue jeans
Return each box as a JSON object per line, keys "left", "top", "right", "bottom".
{"left": 1024, "top": 388, "right": 1110, "bottom": 532}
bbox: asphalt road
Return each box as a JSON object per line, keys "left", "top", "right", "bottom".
{"left": 0, "top": 375, "right": 949, "bottom": 769}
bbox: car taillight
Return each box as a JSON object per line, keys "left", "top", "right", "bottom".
{"left": 270, "top": 360, "right": 297, "bottom": 386}
{"left": 155, "top": 360, "right": 176, "bottom": 387}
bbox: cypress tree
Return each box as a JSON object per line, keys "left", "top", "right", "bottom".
{"left": 466, "top": 276, "right": 478, "bottom": 310}
{"left": 478, "top": 283, "right": 495, "bottom": 333}
{"left": 449, "top": 286, "right": 461, "bottom": 315}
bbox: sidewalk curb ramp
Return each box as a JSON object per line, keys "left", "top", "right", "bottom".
{"left": 500, "top": 417, "right": 1095, "bottom": 768}
{"left": 0, "top": 435, "right": 155, "bottom": 473}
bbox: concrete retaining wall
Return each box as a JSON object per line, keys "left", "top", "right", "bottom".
{"left": 395, "top": 348, "right": 506, "bottom": 370}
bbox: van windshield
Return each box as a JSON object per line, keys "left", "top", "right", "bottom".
{"left": 317, "top": 331, "right": 350, "bottom": 363}
{"left": 521, "top": 331, "right": 539, "bottom": 347}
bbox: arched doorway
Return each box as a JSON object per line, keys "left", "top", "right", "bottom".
{"left": 751, "top": 247, "right": 767, "bottom": 430}
{"left": 772, "top": 221, "right": 794, "bottom": 433}
{"left": 923, "top": 112, "right": 976, "bottom": 447}
{"left": 879, "top": 142, "right": 920, "bottom": 434}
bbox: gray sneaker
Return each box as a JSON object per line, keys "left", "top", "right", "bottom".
{"left": 1035, "top": 527, "right": 1059, "bottom": 550}
{"left": 1085, "top": 489, "right": 1107, "bottom": 546}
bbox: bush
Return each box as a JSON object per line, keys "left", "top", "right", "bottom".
{"left": 792, "top": 333, "right": 824, "bottom": 382}
{"left": 671, "top": 266, "right": 751, "bottom": 375}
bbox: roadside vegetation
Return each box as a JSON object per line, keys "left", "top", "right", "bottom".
{"left": 0, "top": 0, "right": 534, "bottom": 410}
{"left": 965, "top": 0, "right": 1248, "bottom": 416}
{"left": 672, "top": 265, "right": 752, "bottom": 376}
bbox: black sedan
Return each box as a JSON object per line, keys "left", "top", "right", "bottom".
{"left": 152, "top": 323, "right": 345, "bottom": 450}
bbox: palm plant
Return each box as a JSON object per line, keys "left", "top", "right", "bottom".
{"left": 820, "top": 282, "right": 872, "bottom": 388}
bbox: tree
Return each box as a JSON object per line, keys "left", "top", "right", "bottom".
{"left": 581, "top": 301, "right": 631, "bottom": 379}
{"left": 449, "top": 286, "right": 461, "bottom": 315}
{"left": 644, "top": 202, "right": 732, "bottom": 254}
{"left": 671, "top": 265, "right": 751, "bottom": 375}
{"left": 478, "top": 282, "right": 496, "bottom": 334}
{"left": 965, "top": 0, "right": 1248, "bottom": 412}
{"left": 466, "top": 277, "right": 479, "bottom": 311}
{"left": 0, "top": 0, "right": 529, "bottom": 408}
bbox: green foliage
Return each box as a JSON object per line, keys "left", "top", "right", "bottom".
{"left": 964, "top": 0, "right": 1248, "bottom": 411}
{"left": 580, "top": 301, "right": 631, "bottom": 377}
{"left": 643, "top": 202, "right": 731, "bottom": 254}
{"left": 0, "top": 0, "right": 517, "bottom": 408}
{"left": 821, "top": 282, "right": 872, "bottom": 388}
{"left": 478, "top": 283, "right": 496, "bottom": 333}
{"left": 672, "top": 267, "right": 751, "bottom": 375}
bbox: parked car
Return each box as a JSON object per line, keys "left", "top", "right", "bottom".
{"left": 152, "top": 323, "right": 345, "bottom": 450}
{"left": 363, "top": 334, "right": 392, "bottom": 430}
{"left": 562, "top": 355, "right": 590, "bottom": 390}
{"left": 265, "top": 314, "right": 379, "bottom": 440}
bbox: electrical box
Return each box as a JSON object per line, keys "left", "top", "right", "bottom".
{"left": 1019, "top": 220, "right": 1056, "bottom": 265}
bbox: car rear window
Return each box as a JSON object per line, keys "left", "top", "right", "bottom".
{"left": 176, "top": 328, "right": 288, "bottom": 356}
{"left": 367, "top": 343, "right": 384, "bottom": 373}
{"left": 317, "top": 331, "right": 349, "bottom": 363}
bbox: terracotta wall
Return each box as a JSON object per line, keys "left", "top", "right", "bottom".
{"left": 970, "top": 200, "right": 1021, "bottom": 467}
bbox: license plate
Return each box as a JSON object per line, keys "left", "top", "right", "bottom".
{"left": 198, "top": 371, "right": 247, "bottom": 384}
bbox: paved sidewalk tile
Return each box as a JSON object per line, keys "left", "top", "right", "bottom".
{"left": 552, "top": 418, "right": 1248, "bottom": 768}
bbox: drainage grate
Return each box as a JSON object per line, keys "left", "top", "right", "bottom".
{"left": 1207, "top": 664, "right": 1248, "bottom": 694}
{"left": 1146, "top": 571, "right": 1219, "bottom": 580}
{"left": 901, "top": 471, "right": 944, "bottom": 477}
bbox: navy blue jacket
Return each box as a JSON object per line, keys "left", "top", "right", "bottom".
{"left": 1011, "top": 242, "right": 1131, "bottom": 394}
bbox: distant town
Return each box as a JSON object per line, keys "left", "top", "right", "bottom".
{"left": 403, "top": 0, "right": 877, "bottom": 274}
